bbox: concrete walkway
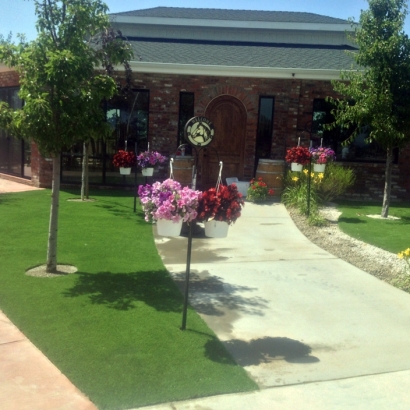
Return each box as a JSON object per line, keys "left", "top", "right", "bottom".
{"left": 2, "top": 177, "right": 410, "bottom": 409}
{"left": 148, "top": 201, "right": 410, "bottom": 409}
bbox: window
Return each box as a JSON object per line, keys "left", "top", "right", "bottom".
{"left": 178, "top": 92, "right": 194, "bottom": 148}
{"left": 255, "top": 96, "right": 275, "bottom": 169}
{"left": 311, "top": 99, "right": 386, "bottom": 162}
{"left": 0, "top": 87, "right": 30, "bottom": 177}
{"left": 61, "top": 89, "right": 149, "bottom": 186}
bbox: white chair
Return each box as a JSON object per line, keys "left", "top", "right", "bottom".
{"left": 226, "top": 177, "right": 250, "bottom": 197}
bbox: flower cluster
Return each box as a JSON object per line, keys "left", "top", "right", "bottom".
{"left": 285, "top": 146, "right": 312, "bottom": 165}
{"left": 398, "top": 248, "right": 410, "bottom": 269}
{"left": 197, "top": 184, "right": 244, "bottom": 225}
{"left": 138, "top": 179, "right": 201, "bottom": 223}
{"left": 246, "top": 177, "right": 275, "bottom": 202}
{"left": 310, "top": 147, "right": 336, "bottom": 164}
{"left": 137, "top": 151, "right": 167, "bottom": 169}
{"left": 112, "top": 150, "right": 136, "bottom": 168}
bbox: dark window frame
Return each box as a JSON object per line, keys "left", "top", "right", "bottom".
{"left": 311, "top": 98, "right": 388, "bottom": 163}
{"left": 255, "top": 96, "right": 275, "bottom": 171}
{"left": 0, "top": 86, "right": 29, "bottom": 178}
{"left": 177, "top": 92, "right": 195, "bottom": 150}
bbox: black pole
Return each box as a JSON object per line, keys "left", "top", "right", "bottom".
{"left": 181, "top": 221, "right": 193, "bottom": 330}
{"left": 134, "top": 142, "right": 138, "bottom": 212}
{"left": 307, "top": 156, "right": 312, "bottom": 217}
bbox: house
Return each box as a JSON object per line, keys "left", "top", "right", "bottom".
{"left": 1, "top": 7, "right": 409, "bottom": 199}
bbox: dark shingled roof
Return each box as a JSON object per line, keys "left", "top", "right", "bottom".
{"left": 112, "top": 7, "right": 349, "bottom": 25}
{"left": 129, "top": 38, "right": 357, "bottom": 71}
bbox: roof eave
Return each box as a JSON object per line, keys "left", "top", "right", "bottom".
{"left": 118, "top": 61, "right": 351, "bottom": 80}
{"left": 110, "top": 15, "right": 353, "bottom": 32}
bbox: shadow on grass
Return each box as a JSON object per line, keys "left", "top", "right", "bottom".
{"left": 218, "top": 337, "right": 319, "bottom": 366}
{"left": 63, "top": 270, "right": 182, "bottom": 311}
{"left": 338, "top": 217, "right": 367, "bottom": 224}
{"left": 172, "top": 271, "right": 268, "bottom": 317}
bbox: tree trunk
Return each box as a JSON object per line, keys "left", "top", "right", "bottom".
{"left": 81, "top": 142, "right": 89, "bottom": 200}
{"left": 381, "top": 146, "right": 393, "bottom": 218}
{"left": 46, "top": 155, "right": 61, "bottom": 273}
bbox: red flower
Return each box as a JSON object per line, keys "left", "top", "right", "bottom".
{"left": 197, "top": 184, "right": 245, "bottom": 225}
{"left": 285, "top": 146, "right": 312, "bottom": 165}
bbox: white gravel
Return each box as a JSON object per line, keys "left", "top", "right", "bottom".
{"left": 288, "top": 205, "right": 407, "bottom": 283}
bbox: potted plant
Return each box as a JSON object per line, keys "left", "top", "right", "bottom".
{"left": 138, "top": 179, "right": 201, "bottom": 236}
{"left": 310, "top": 147, "right": 336, "bottom": 172}
{"left": 196, "top": 184, "right": 245, "bottom": 238}
{"left": 285, "top": 146, "right": 312, "bottom": 171}
{"left": 137, "top": 150, "right": 167, "bottom": 176}
{"left": 246, "top": 177, "right": 275, "bottom": 202}
{"left": 112, "top": 150, "right": 137, "bottom": 175}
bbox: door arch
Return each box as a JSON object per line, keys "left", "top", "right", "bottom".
{"left": 201, "top": 95, "right": 247, "bottom": 188}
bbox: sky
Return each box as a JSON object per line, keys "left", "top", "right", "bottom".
{"left": 2, "top": 0, "right": 410, "bottom": 41}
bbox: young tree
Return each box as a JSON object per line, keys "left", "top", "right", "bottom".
{"left": 0, "top": 0, "right": 133, "bottom": 272}
{"left": 329, "top": 0, "right": 410, "bottom": 217}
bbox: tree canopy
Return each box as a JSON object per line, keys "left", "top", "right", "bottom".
{"left": 0, "top": 0, "right": 133, "bottom": 156}
{"left": 329, "top": 0, "right": 410, "bottom": 217}
{"left": 0, "top": 0, "right": 133, "bottom": 272}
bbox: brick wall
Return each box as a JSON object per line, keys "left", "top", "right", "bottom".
{"left": 2, "top": 68, "right": 410, "bottom": 200}
{"left": 0, "top": 70, "right": 19, "bottom": 87}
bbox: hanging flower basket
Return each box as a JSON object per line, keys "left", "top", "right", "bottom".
{"left": 156, "top": 219, "right": 183, "bottom": 237}
{"left": 138, "top": 179, "right": 202, "bottom": 236}
{"left": 313, "top": 163, "right": 326, "bottom": 173}
{"left": 141, "top": 167, "right": 154, "bottom": 176}
{"left": 204, "top": 220, "right": 229, "bottom": 238}
{"left": 119, "top": 167, "right": 132, "bottom": 175}
{"left": 291, "top": 163, "right": 303, "bottom": 172}
{"left": 310, "top": 147, "right": 336, "bottom": 167}
{"left": 113, "top": 150, "right": 136, "bottom": 169}
{"left": 137, "top": 151, "right": 166, "bottom": 170}
{"left": 285, "top": 146, "right": 312, "bottom": 166}
{"left": 197, "top": 184, "right": 245, "bottom": 238}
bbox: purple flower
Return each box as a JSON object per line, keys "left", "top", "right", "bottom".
{"left": 138, "top": 178, "right": 202, "bottom": 223}
{"left": 137, "top": 151, "right": 167, "bottom": 169}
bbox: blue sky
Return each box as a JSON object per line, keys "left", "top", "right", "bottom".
{"left": 2, "top": 0, "right": 410, "bottom": 41}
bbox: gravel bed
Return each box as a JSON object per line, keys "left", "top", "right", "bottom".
{"left": 287, "top": 205, "right": 407, "bottom": 284}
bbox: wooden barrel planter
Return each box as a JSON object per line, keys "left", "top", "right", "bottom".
{"left": 255, "top": 159, "right": 285, "bottom": 196}
{"left": 171, "top": 156, "right": 195, "bottom": 187}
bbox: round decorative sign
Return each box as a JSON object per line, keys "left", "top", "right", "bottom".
{"left": 184, "top": 116, "right": 215, "bottom": 147}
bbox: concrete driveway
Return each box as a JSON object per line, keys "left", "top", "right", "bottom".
{"left": 151, "top": 201, "right": 410, "bottom": 409}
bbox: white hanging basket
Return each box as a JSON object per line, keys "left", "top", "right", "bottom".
{"left": 119, "top": 167, "right": 131, "bottom": 175}
{"left": 156, "top": 219, "right": 183, "bottom": 237}
{"left": 313, "top": 163, "right": 326, "bottom": 173}
{"left": 142, "top": 167, "right": 154, "bottom": 176}
{"left": 291, "top": 163, "right": 303, "bottom": 172}
{"left": 204, "top": 220, "right": 229, "bottom": 238}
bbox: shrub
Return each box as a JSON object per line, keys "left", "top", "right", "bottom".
{"left": 246, "top": 177, "right": 275, "bottom": 202}
{"left": 316, "top": 163, "right": 355, "bottom": 202}
{"left": 281, "top": 163, "right": 355, "bottom": 224}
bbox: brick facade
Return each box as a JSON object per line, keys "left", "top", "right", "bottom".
{"left": 1, "top": 69, "right": 410, "bottom": 201}
{"left": 0, "top": 70, "right": 19, "bottom": 87}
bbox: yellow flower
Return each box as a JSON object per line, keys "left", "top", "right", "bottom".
{"left": 398, "top": 252, "right": 404, "bottom": 259}
{"left": 303, "top": 169, "right": 308, "bottom": 175}
{"left": 405, "top": 248, "right": 410, "bottom": 257}
{"left": 292, "top": 177, "right": 299, "bottom": 182}
{"left": 318, "top": 173, "right": 324, "bottom": 179}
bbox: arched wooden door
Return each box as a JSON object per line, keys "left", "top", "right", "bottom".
{"left": 201, "top": 95, "right": 247, "bottom": 188}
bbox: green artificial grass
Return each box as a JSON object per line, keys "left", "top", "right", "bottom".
{"left": 0, "top": 189, "right": 257, "bottom": 409}
{"left": 336, "top": 201, "right": 410, "bottom": 254}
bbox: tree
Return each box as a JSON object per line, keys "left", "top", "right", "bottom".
{"left": 329, "top": 0, "right": 410, "bottom": 217}
{"left": 0, "top": 0, "right": 133, "bottom": 272}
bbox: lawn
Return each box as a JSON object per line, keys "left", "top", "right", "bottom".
{"left": 0, "top": 189, "right": 257, "bottom": 409}
{"left": 336, "top": 201, "right": 410, "bottom": 254}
